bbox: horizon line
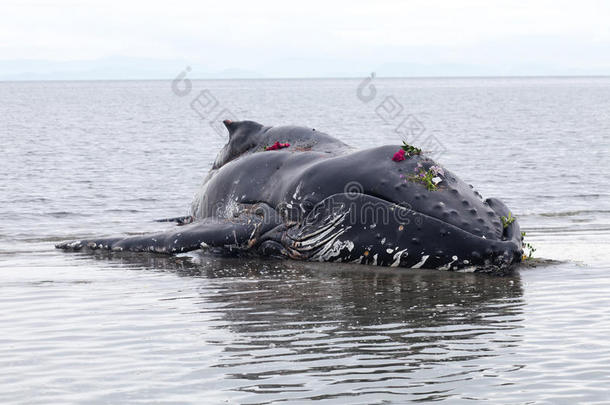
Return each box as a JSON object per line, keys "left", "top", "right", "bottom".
{"left": 2, "top": 74, "right": 610, "bottom": 83}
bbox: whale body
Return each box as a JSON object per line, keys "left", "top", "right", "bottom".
{"left": 57, "top": 120, "right": 523, "bottom": 272}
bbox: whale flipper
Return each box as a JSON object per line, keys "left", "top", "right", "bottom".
{"left": 57, "top": 204, "right": 282, "bottom": 254}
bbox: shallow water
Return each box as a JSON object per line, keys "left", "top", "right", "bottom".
{"left": 1, "top": 77, "right": 610, "bottom": 403}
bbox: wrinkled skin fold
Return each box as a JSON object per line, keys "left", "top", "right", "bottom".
{"left": 57, "top": 120, "right": 523, "bottom": 273}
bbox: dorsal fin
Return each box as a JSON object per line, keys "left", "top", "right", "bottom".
{"left": 223, "top": 119, "right": 237, "bottom": 136}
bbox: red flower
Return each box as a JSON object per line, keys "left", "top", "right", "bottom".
{"left": 392, "top": 149, "right": 406, "bottom": 162}
{"left": 265, "top": 141, "right": 291, "bottom": 151}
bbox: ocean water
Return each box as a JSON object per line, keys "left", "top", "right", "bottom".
{"left": 1, "top": 77, "right": 609, "bottom": 404}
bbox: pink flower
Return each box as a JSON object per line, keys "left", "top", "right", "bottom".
{"left": 430, "top": 165, "right": 445, "bottom": 176}
{"left": 392, "top": 149, "right": 406, "bottom": 162}
{"left": 265, "top": 141, "right": 290, "bottom": 151}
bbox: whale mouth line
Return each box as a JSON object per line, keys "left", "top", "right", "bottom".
{"left": 244, "top": 193, "right": 509, "bottom": 243}
{"left": 335, "top": 192, "right": 508, "bottom": 243}
{"left": 392, "top": 203, "right": 494, "bottom": 240}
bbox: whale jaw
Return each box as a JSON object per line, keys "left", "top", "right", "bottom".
{"left": 275, "top": 193, "right": 522, "bottom": 273}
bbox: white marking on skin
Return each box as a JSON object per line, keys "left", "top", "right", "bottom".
{"left": 370, "top": 223, "right": 377, "bottom": 229}
{"left": 296, "top": 223, "right": 345, "bottom": 250}
{"left": 297, "top": 209, "right": 351, "bottom": 260}
{"left": 457, "top": 266, "right": 477, "bottom": 273}
{"left": 386, "top": 248, "right": 393, "bottom": 254}
{"left": 438, "top": 256, "right": 459, "bottom": 271}
{"left": 174, "top": 239, "right": 178, "bottom": 244}
{"left": 411, "top": 255, "right": 430, "bottom": 269}
{"left": 317, "top": 239, "right": 355, "bottom": 261}
{"left": 292, "top": 182, "right": 303, "bottom": 201}
{"left": 391, "top": 248, "right": 408, "bottom": 267}
{"left": 311, "top": 227, "right": 350, "bottom": 260}
{"left": 381, "top": 237, "right": 386, "bottom": 244}
{"left": 351, "top": 256, "right": 364, "bottom": 264}
{"left": 223, "top": 198, "right": 240, "bottom": 218}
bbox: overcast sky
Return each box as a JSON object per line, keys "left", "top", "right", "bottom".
{"left": 1, "top": 0, "right": 610, "bottom": 79}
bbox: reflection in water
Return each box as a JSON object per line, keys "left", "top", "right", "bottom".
{"left": 82, "top": 251, "right": 525, "bottom": 403}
